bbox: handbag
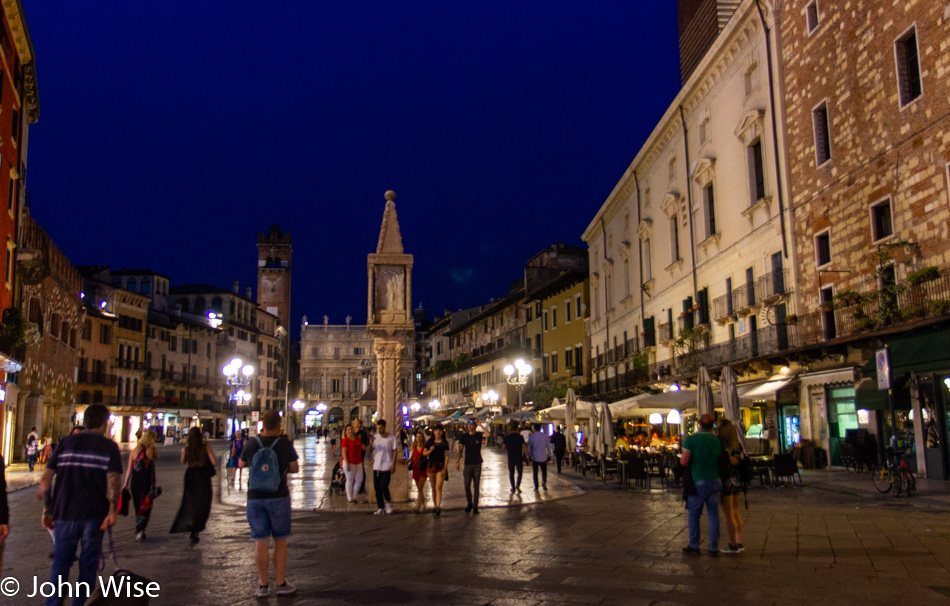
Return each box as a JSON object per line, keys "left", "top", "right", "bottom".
{"left": 87, "top": 530, "right": 154, "bottom": 605}
{"left": 118, "top": 488, "right": 132, "bottom": 517}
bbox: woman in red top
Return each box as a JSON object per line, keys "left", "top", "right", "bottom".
{"left": 339, "top": 425, "right": 364, "bottom": 503}
{"left": 409, "top": 431, "right": 429, "bottom": 513}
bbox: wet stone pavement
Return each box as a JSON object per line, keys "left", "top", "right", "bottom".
{"left": 1, "top": 436, "right": 949, "bottom": 605}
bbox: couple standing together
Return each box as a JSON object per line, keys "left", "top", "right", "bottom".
{"left": 338, "top": 419, "right": 399, "bottom": 515}
{"left": 408, "top": 421, "right": 484, "bottom": 516}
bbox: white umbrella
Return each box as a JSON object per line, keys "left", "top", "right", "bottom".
{"left": 696, "top": 367, "right": 714, "bottom": 418}
{"left": 588, "top": 405, "right": 601, "bottom": 457}
{"left": 720, "top": 365, "right": 746, "bottom": 449}
{"left": 565, "top": 387, "right": 578, "bottom": 450}
{"left": 539, "top": 401, "right": 595, "bottom": 420}
{"left": 599, "top": 401, "right": 615, "bottom": 455}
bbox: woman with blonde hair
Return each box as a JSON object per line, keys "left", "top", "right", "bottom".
{"left": 124, "top": 430, "right": 160, "bottom": 541}
{"left": 717, "top": 419, "right": 744, "bottom": 554}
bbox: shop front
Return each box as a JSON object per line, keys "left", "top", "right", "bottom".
{"left": 857, "top": 328, "right": 950, "bottom": 480}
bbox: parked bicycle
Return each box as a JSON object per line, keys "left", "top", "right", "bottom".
{"left": 871, "top": 447, "right": 916, "bottom": 496}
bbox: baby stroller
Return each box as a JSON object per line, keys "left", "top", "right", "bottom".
{"left": 328, "top": 461, "right": 346, "bottom": 496}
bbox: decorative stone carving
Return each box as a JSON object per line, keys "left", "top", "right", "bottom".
{"left": 690, "top": 157, "right": 716, "bottom": 186}
{"left": 734, "top": 109, "right": 766, "bottom": 147}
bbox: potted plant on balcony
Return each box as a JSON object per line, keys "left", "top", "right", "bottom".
{"left": 907, "top": 266, "right": 940, "bottom": 285}
{"left": 834, "top": 290, "right": 862, "bottom": 306}
{"left": 785, "top": 314, "right": 799, "bottom": 325}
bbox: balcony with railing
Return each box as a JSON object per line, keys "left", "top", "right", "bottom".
{"left": 658, "top": 322, "right": 674, "bottom": 343}
{"left": 756, "top": 269, "right": 789, "bottom": 302}
{"left": 77, "top": 371, "right": 117, "bottom": 386}
{"left": 712, "top": 293, "right": 734, "bottom": 322}
{"left": 114, "top": 359, "right": 146, "bottom": 371}
{"left": 732, "top": 283, "right": 757, "bottom": 313}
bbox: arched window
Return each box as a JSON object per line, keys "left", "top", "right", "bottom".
{"left": 127, "top": 277, "right": 138, "bottom": 292}
{"left": 125, "top": 378, "right": 132, "bottom": 399}
{"left": 141, "top": 278, "right": 151, "bottom": 295}
{"left": 50, "top": 314, "right": 61, "bottom": 339}
{"left": 211, "top": 297, "right": 223, "bottom": 314}
{"left": 61, "top": 321, "right": 69, "bottom": 342}
{"left": 177, "top": 298, "right": 189, "bottom": 313}
{"left": 194, "top": 297, "right": 207, "bottom": 315}
{"left": 132, "top": 379, "right": 138, "bottom": 398}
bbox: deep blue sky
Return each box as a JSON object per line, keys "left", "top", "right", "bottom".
{"left": 24, "top": 1, "right": 680, "bottom": 336}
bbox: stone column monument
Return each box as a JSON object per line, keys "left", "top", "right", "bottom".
{"left": 367, "top": 190, "right": 414, "bottom": 502}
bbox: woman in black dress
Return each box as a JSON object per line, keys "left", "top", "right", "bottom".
{"left": 424, "top": 426, "right": 450, "bottom": 516}
{"left": 170, "top": 427, "right": 216, "bottom": 544}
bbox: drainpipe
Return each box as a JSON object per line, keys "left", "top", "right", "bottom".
{"left": 678, "top": 105, "right": 699, "bottom": 301}
{"left": 600, "top": 217, "right": 611, "bottom": 368}
{"left": 755, "top": 0, "right": 789, "bottom": 260}
{"left": 634, "top": 171, "right": 644, "bottom": 334}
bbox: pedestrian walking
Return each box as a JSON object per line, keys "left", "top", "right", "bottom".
{"left": 551, "top": 426, "right": 567, "bottom": 474}
{"left": 338, "top": 425, "right": 364, "bottom": 503}
{"left": 329, "top": 427, "right": 339, "bottom": 449}
{"left": 371, "top": 420, "right": 398, "bottom": 515}
{"left": 37, "top": 403, "right": 122, "bottom": 606}
{"left": 527, "top": 424, "right": 551, "bottom": 491}
{"left": 424, "top": 426, "right": 450, "bottom": 516}
{"left": 123, "top": 430, "right": 159, "bottom": 541}
{"left": 353, "top": 419, "right": 370, "bottom": 494}
{"left": 456, "top": 420, "right": 484, "bottom": 514}
{"left": 520, "top": 423, "right": 532, "bottom": 445}
{"left": 717, "top": 419, "right": 745, "bottom": 554}
{"left": 25, "top": 427, "right": 38, "bottom": 471}
{"left": 680, "top": 413, "right": 722, "bottom": 556}
{"left": 239, "top": 409, "right": 299, "bottom": 597}
{"left": 409, "top": 431, "right": 429, "bottom": 513}
{"left": 226, "top": 433, "right": 246, "bottom": 490}
{"left": 502, "top": 423, "right": 528, "bottom": 493}
{"left": 170, "top": 427, "right": 216, "bottom": 545}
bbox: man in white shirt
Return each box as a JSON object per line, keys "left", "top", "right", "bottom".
{"left": 371, "top": 420, "right": 399, "bottom": 515}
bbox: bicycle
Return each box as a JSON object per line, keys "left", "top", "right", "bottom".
{"left": 871, "top": 447, "right": 915, "bottom": 496}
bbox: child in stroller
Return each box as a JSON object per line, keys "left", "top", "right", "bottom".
{"left": 328, "top": 460, "right": 346, "bottom": 496}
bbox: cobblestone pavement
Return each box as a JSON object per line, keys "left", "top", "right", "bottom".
{"left": 1, "top": 437, "right": 949, "bottom": 605}
{"left": 219, "top": 437, "right": 583, "bottom": 512}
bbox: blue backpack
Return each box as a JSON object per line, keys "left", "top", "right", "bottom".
{"left": 248, "top": 436, "right": 282, "bottom": 493}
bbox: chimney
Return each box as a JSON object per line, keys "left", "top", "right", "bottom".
{"left": 232, "top": 281, "right": 239, "bottom": 293}
{"left": 246, "top": 286, "right": 252, "bottom": 299}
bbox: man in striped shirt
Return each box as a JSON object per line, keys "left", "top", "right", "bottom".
{"left": 37, "top": 403, "right": 123, "bottom": 606}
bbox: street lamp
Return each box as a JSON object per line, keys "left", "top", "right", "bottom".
{"left": 504, "top": 358, "right": 533, "bottom": 422}
{"left": 428, "top": 399, "right": 441, "bottom": 411}
{"left": 410, "top": 401, "right": 422, "bottom": 413}
{"left": 222, "top": 358, "right": 254, "bottom": 437}
{"left": 292, "top": 399, "right": 305, "bottom": 411}
{"left": 481, "top": 389, "right": 499, "bottom": 407}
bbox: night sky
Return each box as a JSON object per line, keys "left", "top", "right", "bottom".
{"left": 24, "top": 1, "right": 680, "bottom": 337}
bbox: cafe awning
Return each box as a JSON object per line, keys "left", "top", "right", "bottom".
{"left": 860, "top": 329, "right": 950, "bottom": 379}
{"left": 737, "top": 379, "right": 793, "bottom": 401}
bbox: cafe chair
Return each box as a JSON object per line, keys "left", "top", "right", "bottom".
{"left": 772, "top": 453, "right": 802, "bottom": 487}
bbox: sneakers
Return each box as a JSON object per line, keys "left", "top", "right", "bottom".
{"left": 135, "top": 531, "right": 145, "bottom": 541}
{"left": 737, "top": 543, "right": 745, "bottom": 552}
{"left": 275, "top": 582, "right": 296, "bottom": 596}
{"left": 682, "top": 546, "right": 701, "bottom": 556}
{"left": 256, "top": 585, "right": 269, "bottom": 598}
{"left": 384, "top": 503, "right": 394, "bottom": 515}
{"left": 721, "top": 545, "right": 741, "bottom": 554}
{"left": 373, "top": 508, "right": 385, "bottom": 516}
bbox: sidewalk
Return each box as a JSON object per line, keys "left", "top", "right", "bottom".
{"left": 799, "top": 466, "right": 950, "bottom": 510}
{"left": 219, "top": 435, "right": 584, "bottom": 512}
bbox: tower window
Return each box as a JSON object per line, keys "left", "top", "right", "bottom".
{"left": 896, "top": 27, "right": 922, "bottom": 107}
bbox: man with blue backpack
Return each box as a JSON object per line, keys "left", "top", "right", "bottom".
{"left": 239, "top": 410, "right": 299, "bottom": 598}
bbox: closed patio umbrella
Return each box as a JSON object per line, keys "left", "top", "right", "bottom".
{"left": 565, "top": 388, "right": 578, "bottom": 450}
{"left": 696, "top": 366, "right": 714, "bottom": 417}
{"left": 588, "top": 405, "right": 601, "bottom": 457}
{"left": 599, "top": 401, "right": 615, "bottom": 454}
{"left": 720, "top": 365, "right": 746, "bottom": 449}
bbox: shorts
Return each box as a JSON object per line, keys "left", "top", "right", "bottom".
{"left": 246, "top": 496, "right": 292, "bottom": 541}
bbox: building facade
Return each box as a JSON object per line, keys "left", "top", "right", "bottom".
{"left": 780, "top": 0, "right": 950, "bottom": 477}
{"left": 16, "top": 213, "right": 82, "bottom": 446}
{"left": 298, "top": 319, "right": 379, "bottom": 428}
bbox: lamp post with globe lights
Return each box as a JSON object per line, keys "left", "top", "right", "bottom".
{"left": 504, "top": 358, "right": 533, "bottom": 422}
{"left": 222, "top": 358, "right": 254, "bottom": 437}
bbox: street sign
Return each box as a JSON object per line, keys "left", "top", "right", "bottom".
{"left": 251, "top": 411, "right": 260, "bottom": 422}
{"left": 876, "top": 348, "right": 891, "bottom": 390}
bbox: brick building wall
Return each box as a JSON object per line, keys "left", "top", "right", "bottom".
{"left": 782, "top": 0, "right": 950, "bottom": 311}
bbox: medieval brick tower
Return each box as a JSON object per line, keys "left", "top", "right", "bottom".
{"left": 257, "top": 225, "right": 292, "bottom": 328}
